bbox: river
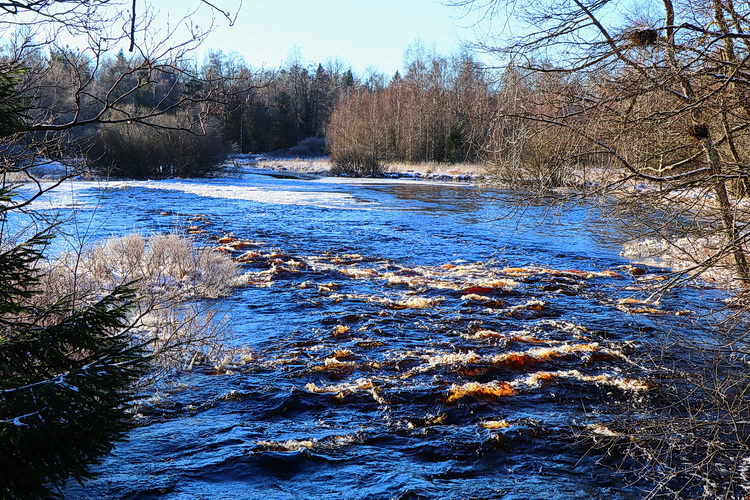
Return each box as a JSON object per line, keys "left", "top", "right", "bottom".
{"left": 38, "top": 169, "right": 723, "bottom": 499}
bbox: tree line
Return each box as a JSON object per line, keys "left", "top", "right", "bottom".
{"left": 9, "top": 36, "right": 623, "bottom": 183}
{"left": 5, "top": 41, "right": 506, "bottom": 179}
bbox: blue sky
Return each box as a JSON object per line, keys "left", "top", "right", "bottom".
{"left": 159, "top": 0, "right": 484, "bottom": 74}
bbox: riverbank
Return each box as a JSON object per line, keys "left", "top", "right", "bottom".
{"left": 249, "top": 156, "right": 487, "bottom": 182}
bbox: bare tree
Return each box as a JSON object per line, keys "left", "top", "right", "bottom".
{"left": 0, "top": 0, "right": 247, "bottom": 186}
{"left": 449, "top": 0, "right": 750, "bottom": 496}
{"left": 327, "top": 49, "right": 487, "bottom": 172}
{"left": 453, "top": 0, "right": 750, "bottom": 289}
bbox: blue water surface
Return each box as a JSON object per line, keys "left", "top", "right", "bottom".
{"left": 30, "top": 171, "right": 724, "bottom": 499}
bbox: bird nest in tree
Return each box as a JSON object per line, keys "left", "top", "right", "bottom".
{"left": 689, "top": 123, "right": 710, "bottom": 140}
{"left": 626, "top": 28, "right": 659, "bottom": 47}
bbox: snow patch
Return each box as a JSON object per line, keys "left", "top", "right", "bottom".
{"left": 13, "top": 178, "right": 365, "bottom": 210}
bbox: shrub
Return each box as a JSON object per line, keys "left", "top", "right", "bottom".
{"left": 330, "top": 146, "right": 385, "bottom": 177}
{"left": 484, "top": 120, "right": 579, "bottom": 190}
{"left": 288, "top": 136, "right": 326, "bottom": 157}
{"left": 88, "top": 109, "right": 233, "bottom": 178}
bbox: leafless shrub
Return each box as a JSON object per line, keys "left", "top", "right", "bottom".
{"left": 88, "top": 108, "right": 233, "bottom": 178}
{"left": 483, "top": 118, "right": 581, "bottom": 190}
{"left": 579, "top": 324, "right": 750, "bottom": 499}
{"left": 137, "top": 304, "right": 234, "bottom": 379}
{"left": 622, "top": 234, "right": 739, "bottom": 286}
{"left": 330, "top": 146, "right": 385, "bottom": 177}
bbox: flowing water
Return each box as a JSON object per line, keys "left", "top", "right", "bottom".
{"left": 34, "top": 169, "right": 724, "bottom": 499}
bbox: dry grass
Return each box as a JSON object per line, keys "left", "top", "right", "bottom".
{"left": 384, "top": 161, "right": 484, "bottom": 176}
{"left": 45, "top": 233, "right": 243, "bottom": 300}
{"left": 257, "top": 158, "right": 486, "bottom": 178}
{"left": 39, "top": 233, "right": 246, "bottom": 374}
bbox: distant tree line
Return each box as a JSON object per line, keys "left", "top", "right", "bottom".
{"left": 327, "top": 46, "right": 489, "bottom": 175}
{"left": 27, "top": 24, "right": 750, "bottom": 193}
{"left": 8, "top": 45, "right": 242, "bottom": 179}
{"left": 214, "top": 51, "right": 356, "bottom": 154}
{"left": 8, "top": 43, "right": 506, "bottom": 179}
{"left": 7, "top": 46, "right": 356, "bottom": 178}
{"left": 13, "top": 40, "right": 587, "bottom": 181}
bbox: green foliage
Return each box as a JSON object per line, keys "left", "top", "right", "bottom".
{"left": 0, "top": 66, "right": 27, "bottom": 136}
{"left": 0, "top": 228, "right": 147, "bottom": 499}
{"left": 0, "top": 64, "right": 148, "bottom": 498}
{"left": 442, "top": 123, "right": 469, "bottom": 164}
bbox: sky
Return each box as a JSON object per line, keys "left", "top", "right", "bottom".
{"left": 156, "top": 0, "right": 488, "bottom": 75}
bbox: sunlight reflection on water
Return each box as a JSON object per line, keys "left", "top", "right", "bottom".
{"left": 47, "top": 173, "right": 724, "bottom": 499}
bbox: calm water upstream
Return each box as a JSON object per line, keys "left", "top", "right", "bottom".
{"left": 34, "top": 169, "right": 723, "bottom": 499}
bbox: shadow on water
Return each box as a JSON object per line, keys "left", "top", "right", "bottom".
{"left": 48, "top": 175, "right": 726, "bottom": 499}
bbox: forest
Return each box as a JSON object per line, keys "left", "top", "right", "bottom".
{"left": 1, "top": 42, "right": 493, "bottom": 178}
{"left": 5, "top": 0, "right": 750, "bottom": 498}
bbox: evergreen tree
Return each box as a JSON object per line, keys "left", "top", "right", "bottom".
{"left": 0, "top": 65, "right": 148, "bottom": 498}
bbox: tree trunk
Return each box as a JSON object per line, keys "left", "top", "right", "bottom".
{"left": 702, "top": 134, "right": 750, "bottom": 287}
{"left": 664, "top": 0, "right": 750, "bottom": 288}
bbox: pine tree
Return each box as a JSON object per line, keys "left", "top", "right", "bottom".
{"left": 0, "top": 66, "right": 148, "bottom": 498}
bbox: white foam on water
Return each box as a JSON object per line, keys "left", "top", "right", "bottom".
{"left": 12, "top": 182, "right": 98, "bottom": 210}
{"left": 316, "top": 176, "right": 469, "bottom": 187}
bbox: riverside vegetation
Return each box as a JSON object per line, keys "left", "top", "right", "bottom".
{"left": 3, "top": 0, "right": 750, "bottom": 498}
